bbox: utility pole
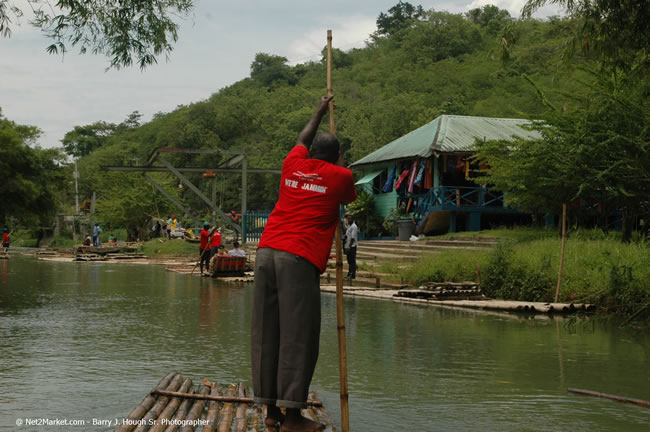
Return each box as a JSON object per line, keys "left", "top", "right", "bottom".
{"left": 212, "top": 176, "right": 217, "bottom": 228}
{"left": 73, "top": 161, "right": 80, "bottom": 241}
{"left": 241, "top": 156, "right": 247, "bottom": 243}
{"left": 90, "top": 191, "right": 96, "bottom": 235}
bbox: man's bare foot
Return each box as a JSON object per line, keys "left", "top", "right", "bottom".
{"left": 279, "top": 408, "right": 324, "bottom": 432}
{"left": 265, "top": 405, "right": 285, "bottom": 427}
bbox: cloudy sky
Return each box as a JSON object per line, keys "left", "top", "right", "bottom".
{"left": 0, "top": 0, "right": 561, "bottom": 149}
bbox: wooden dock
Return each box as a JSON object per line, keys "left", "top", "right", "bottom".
{"left": 115, "top": 373, "right": 336, "bottom": 432}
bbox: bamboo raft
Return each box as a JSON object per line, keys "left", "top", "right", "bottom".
{"left": 75, "top": 245, "right": 122, "bottom": 255}
{"left": 106, "top": 252, "right": 146, "bottom": 260}
{"left": 74, "top": 253, "right": 108, "bottom": 262}
{"left": 115, "top": 373, "right": 336, "bottom": 432}
{"left": 395, "top": 281, "right": 485, "bottom": 300}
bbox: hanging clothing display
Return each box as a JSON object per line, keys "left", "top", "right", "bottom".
{"left": 424, "top": 159, "right": 433, "bottom": 189}
{"left": 456, "top": 156, "right": 465, "bottom": 172}
{"left": 394, "top": 169, "right": 410, "bottom": 191}
{"left": 414, "top": 160, "right": 426, "bottom": 186}
{"left": 407, "top": 160, "right": 418, "bottom": 194}
{"left": 383, "top": 165, "right": 397, "bottom": 193}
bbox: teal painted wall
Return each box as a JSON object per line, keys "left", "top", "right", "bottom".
{"left": 358, "top": 164, "right": 398, "bottom": 219}
{"left": 374, "top": 191, "right": 398, "bottom": 218}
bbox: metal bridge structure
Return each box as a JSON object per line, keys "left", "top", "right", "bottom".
{"left": 101, "top": 147, "right": 281, "bottom": 243}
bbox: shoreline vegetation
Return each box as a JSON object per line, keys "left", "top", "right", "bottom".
{"left": 15, "top": 227, "right": 650, "bottom": 324}
{"left": 376, "top": 228, "right": 649, "bottom": 324}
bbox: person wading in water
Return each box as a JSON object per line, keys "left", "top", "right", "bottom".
{"left": 251, "top": 95, "right": 356, "bottom": 432}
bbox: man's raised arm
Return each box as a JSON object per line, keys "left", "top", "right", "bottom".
{"left": 296, "top": 95, "right": 334, "bottom": 148}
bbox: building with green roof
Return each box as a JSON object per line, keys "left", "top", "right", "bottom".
{"left": 350, "top": 115, "right": 540, "bottom": 234}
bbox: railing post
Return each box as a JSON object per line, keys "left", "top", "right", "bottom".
{"left": 449, "top": 212, "right": 457, "bottom": 233}
{"left": 242, "top": 212, "right": 247, "bottom": 244}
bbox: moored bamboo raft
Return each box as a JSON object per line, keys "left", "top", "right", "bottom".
{"left": 395, "top": 281, "right": 485, "bottom": 300}
{"left": 115, "top": 373, "right": 336, "bottom": 432}
{"left": 320, "top": 284, "right": 594, "bottom": 315}
{"left": 74, "top": 253, "right": 108, "bottom": 261}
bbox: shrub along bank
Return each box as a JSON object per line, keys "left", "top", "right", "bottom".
{"left": 391, "top": 232, "right": 649, "bottom": 323}
{"left": 139, "top": 238, "right": 199, "bottom": 257}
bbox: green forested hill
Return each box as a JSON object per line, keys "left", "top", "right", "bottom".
{"left": 74, "top": 5, "right": 589, "bottom": 228}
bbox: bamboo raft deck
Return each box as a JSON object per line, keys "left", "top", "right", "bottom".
{"left": 116, "top": 373, "right": 336, "bottom": 432}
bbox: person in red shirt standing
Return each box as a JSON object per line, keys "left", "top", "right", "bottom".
{"left": 2, "top": 227, "right": 9, "bottom": 253}
{"left": 209, "top": 227, "right": 222, "bottom": 260}
{"left": 199, "top": 222, "right": 211, "bottom": 275}
{"left": 251, "top": 95, "right": 357, "bottom": 432}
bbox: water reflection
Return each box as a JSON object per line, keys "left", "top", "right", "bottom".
{"left": 0, "top": 256, "right": 648, "bottom": 432}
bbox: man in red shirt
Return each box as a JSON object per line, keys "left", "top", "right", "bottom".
{"left": 2, "top": 227, "right": 9, "bottom": 253}
{"left": 251, "top": 95, "right": 357, "bottom": 432}
{"left": 210, "top": 228, "right": 222, "bottom": 260}
{"left": 199, "top": 222, "right": 211, "bottom": 275}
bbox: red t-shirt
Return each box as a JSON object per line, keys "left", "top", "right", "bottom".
{"left": 200, "top": 229, "right": 210, "bottom": 250}
{"left": 258, "top": 145, "right": 357, "bottom": 273}
{"left": 210, "top": 231, "right": 222, "bottom": 248}
{"left": 2, "top": 233, "right": 8, "bottom": 244}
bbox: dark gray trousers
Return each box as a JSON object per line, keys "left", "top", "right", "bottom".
{"left": 251, "top": 248, "right": 321, "bottom": 409}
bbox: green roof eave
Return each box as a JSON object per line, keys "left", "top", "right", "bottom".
{"left": 354, "top": 169, "right": 384, "bottom": 185}
{"left": 350, "top": 117, "right": 441, "bottom": 169}
{"left": 350, "top": 115, "right": 541, "bottom": 170}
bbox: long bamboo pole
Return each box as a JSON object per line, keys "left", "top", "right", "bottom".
{"left": 555, "top": 203, "right": 567, "bottom": 303}
{"left": 568, "top": 388, "right": 650, "bottom": 409}
{"left": 150, "top": 389, "right": 323, "bottom": 407}
{"left": 328, "top": 29, "right": 350, "bottom": 432}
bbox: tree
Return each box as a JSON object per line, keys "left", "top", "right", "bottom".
{"left": 518, "top": 0, "right": 650, "bottom": 240}
{"left": 61, "top": 121, "right": 117, "bottom": 158}
{"left": 522, "top": 0, "right": 650, "bottom": 72}
{"left": 472, "top": 121, "right": 581, "bottom": 219}
{"left": 0, "top": 110, "right": 67, "bottom": 228}
{"left": 0, "top": 0, "right": 195, "bottom": 69}
{"left": 561, "top": 73, "right": 649, "bottom": 241}
{"left": 466, "top": 5, "right": 512, "bottom": 34}
{"left": 375, "top": 1, "right": 425, "bottom": 37}
{"left": 250, "top": 53, "right": 297, "bottom": 87}
{"left": 400, "top": 11, "right": 482, "bottom": 64}
{"left": 119, "top": 111, "right": 144, "bottom": 130}
{"left": 475, "top": 68, "right": 649, "bottom": 242}
{"left": 320, "top": 47, "right": 352, "bottom": 68}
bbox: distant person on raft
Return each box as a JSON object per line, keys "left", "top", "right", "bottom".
{"left": 199, "top": 222, "right": 211, "bottom": 275}
{"left": 2, "top": 227, "right": 10, "bottom": 252}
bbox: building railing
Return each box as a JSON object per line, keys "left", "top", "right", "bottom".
{"left": 244, "top": 211, "right": 270, "bottom": 243}
{"left": 415, "top": 186, "right": 511, "bottom": 215}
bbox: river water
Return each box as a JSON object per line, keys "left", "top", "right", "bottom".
{"left": 1, "top": 256, "right": 648, "bottom": 431}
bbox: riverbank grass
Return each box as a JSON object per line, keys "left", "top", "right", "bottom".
{"left": 382, "top": 232, "right": 649, "bottom": 321}
{"left": 139, "top": 238, "right": 198, "bottom": 257}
